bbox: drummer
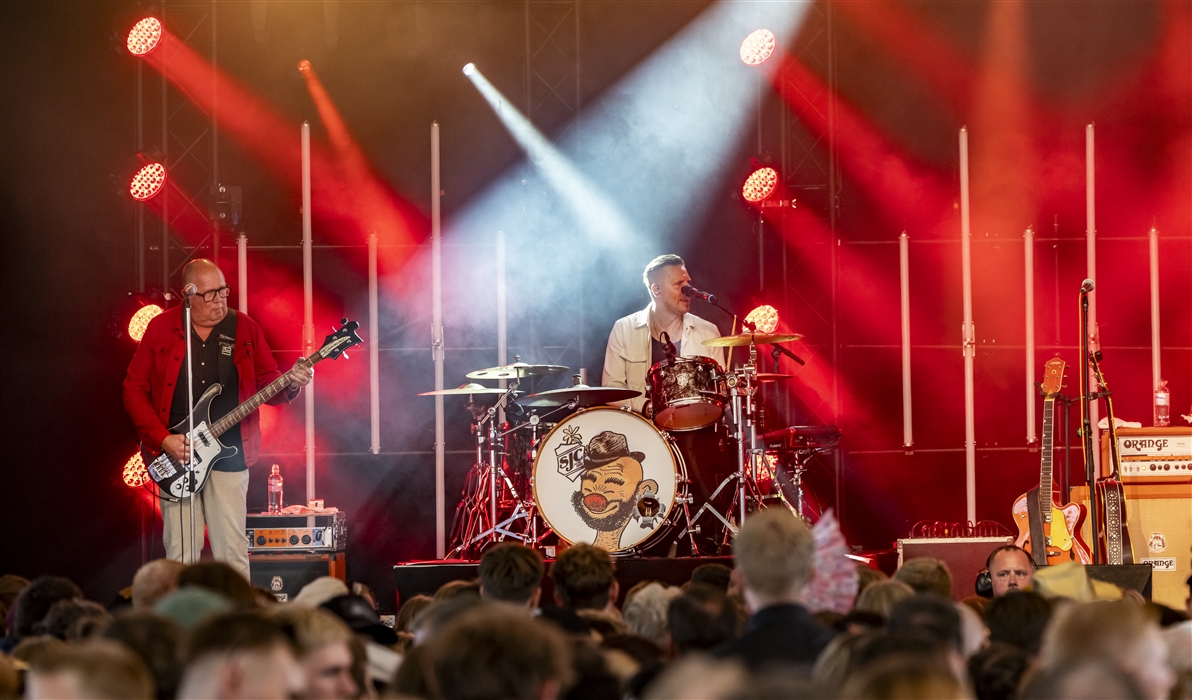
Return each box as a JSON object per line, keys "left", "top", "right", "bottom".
{"left": 602, "top": 254, "right": 726, "bottom": 413}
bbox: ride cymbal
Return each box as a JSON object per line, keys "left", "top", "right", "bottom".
{"left": 466, "top": 362, "right": 569, "bottom": 380}
{"left": 702, "top": 332, "right": 804, "bottom": 347}
{"left": 417, "top": 383, "right": 522, "bottom": 397}
{"left": 520, "top": 385, "right": 641, "bottom": 408}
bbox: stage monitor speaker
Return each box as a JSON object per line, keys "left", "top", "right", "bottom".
{"left": 1073, "top": 483, "right": 1191, "bottom": 610}
{"left": 249, "top": 552, "right": 346, "bottom": 603}
{"left": 897, "top": 536, "right": 1014, "bottom": 601}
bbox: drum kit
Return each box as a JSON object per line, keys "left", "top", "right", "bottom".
{"left": 419, "top": 331, "right": 839, "bottom": 559}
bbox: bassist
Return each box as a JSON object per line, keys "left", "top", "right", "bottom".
{"left": 122, "top": 259, "right": 312, "bottom": 578}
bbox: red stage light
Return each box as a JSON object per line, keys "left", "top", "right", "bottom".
{"left": 745, "top": 305, "right": 779, "bottom": 333}
{"left": 128, "top": 304, "right": 163, "bottom": 342}
{"left": 298, "top": 59, "right": 312, "bottom": 73}
{"left": 742, "top": 167, "right": 778, "bottom": 203}
{"left": 740, "top": 29, "right": 776, "bottom": 66}
{"left": 123, "top": 452, "right": 150, "bottom": 488}
{"left": 127, "top": 17, "right": 163, "bottom": 56}
{"left": 130, "top": 163, "right": 166, "bottom": 201}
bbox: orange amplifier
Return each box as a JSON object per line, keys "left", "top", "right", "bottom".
{"left": 1103, "top": 427, "right": 1192, "bottom": 482}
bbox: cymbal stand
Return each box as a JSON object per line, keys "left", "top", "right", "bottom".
{"left": 501, "top": 398, "right": 576, "bottom": 547}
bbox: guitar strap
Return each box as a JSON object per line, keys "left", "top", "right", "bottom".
{"left": 1026, "top": 486, "right": 1047, "bottom": 567}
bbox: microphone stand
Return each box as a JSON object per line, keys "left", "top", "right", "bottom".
{"left": 1079, "top": 287, "right": 1102, "bottom": 565}
{"left": 183, "top": 291, "right": 198, "bottom": 564}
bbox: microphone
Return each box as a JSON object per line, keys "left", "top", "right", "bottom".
{"left": 660, "top": 331, "right": 678, "bottom": 360}
{"left": 183, "top": 284, "right": 199, "bottom": 297}
{"left": 681, "top": 286, "right": 717, "bottom": 304}
{"left": 1080, "top": 279, "right": 1095, "bottom": 294}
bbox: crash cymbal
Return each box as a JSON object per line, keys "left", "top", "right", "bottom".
{"left": 417, "top": 383, "right": 522, "bottom": 397}
{"left": 702, "top": 332, "right": 804, "bottom": 347}
{"left": 466, "top": 362, "right": 569, "bottom": 380}
{"left": 755, "top": 373, "right": 795, "bottom": 383}
{"left": 520, "top": 385, "right": 641, "bottom": 408}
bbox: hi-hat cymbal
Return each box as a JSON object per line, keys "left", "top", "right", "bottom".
{"left": 466, "top": 362, "right": 569, "bottom": 380}
{"left": 755, "top": 373, "right": 795, "bottom": 383}
{"left": 702, "top": 332, "right": 804, "bottom": 347}
{"left": 417, "top": 383, "right": 522, "bottom": 397}
{"left": 521, "top": 385, "right": 641, "bottom": 408}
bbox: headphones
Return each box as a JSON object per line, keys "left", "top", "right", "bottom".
{"left": 974, "top": 545, "right": 1034, "bottom": 598}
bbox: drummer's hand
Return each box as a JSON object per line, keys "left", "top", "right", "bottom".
{"left": 162, "top": 434, "right": 190, "bottom": 463}
{"left": 289, "top": 361, "right": 314, "bottom": 389}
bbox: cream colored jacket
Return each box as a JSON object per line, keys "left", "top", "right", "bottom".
{"left": 601, "top": 305, "right": 725, "bottom": 412}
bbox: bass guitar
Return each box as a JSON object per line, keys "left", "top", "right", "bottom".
{"left": 1091, "top": 353, "right": 1134, "bottom": 564}
{"left": 1012, "top": 357, "right": 1093, "bottom": 565}
{"left": 143, "top": 319, "right": 362, "bottom": 500}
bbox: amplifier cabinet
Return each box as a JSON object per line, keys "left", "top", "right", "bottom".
{"left": 1073, "top": 483, "right": 1192, "bottom": 610}
{"left": 249, "top": 552, "right": 346, "bottom": 603}
{"left": 897, "top": 537, "right": 1014, "bottom": 601}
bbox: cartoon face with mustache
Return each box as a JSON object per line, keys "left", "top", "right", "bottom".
{"left": 570, "top": 431, "right": 659, "bottom": 551}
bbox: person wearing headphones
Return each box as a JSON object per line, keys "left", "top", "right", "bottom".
{"left": 978, "top": 545, "right": 1036, "bottom": 598}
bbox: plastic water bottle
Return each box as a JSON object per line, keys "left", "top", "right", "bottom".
{"left": 1154, "top": 380, "right": 1170, "bottom": 427}
{"left": 267, "top": 465, "right": 284, "bottom": 514}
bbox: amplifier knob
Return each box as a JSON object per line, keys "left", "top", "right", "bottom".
{"left": 289, "top": 535, "right": 300, "bottom": 545}
{"left": 301, "top": 534, "right": 312, "bottom": 544}
{"left": 256, "top": 535, "right": 266, "bottom": 545}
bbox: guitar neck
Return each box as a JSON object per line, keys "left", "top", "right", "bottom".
{"left": 1039, "top": 396, "right": 1056, "bottom": 519}
{"left": 208, "top": 356, "right": 318, "bottom": 438}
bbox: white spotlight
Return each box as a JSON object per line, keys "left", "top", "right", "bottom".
{"left": 462, "top": 63, "right": 476, "bottom": 76}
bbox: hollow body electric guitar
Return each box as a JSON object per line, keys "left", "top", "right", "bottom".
{"left": 1012, "top": 358, "right": 1093, "bottom": 565}
{"left": 143, "top": 319, "right": 362, "bottom": 500}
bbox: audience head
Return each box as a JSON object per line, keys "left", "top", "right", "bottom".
{"left": 396, "top": 594, "right": 432, "bottom": 633}
{"left": 855, "top": 564, "right": 888, "bottom": 597}
{"left": 155, "top": 586, "right": 233, "bottom": 631}
{"left": 11, "top": 635, "right": 67, "bottom": 666}
{"left": 479, "top": 543, "right": 545, "bottom": 607}
{"left": 132, "top": 559, "right": 186, "bottom": 610}
{"left": 731, "top": 508, "right": 815, "bottom": 609}
{"left": 967, "top": 642, "right": 1031, "bottom": 700}
{"left": 178, "top": 562, "right": 258, "bottom": 607}
{"left": 1020, "top": 660, "right": 1146, "bottom": 700}
{"left": 689, "top": 563, "right": 733, "bottom": 592}
{"left": 292, "top": 577, "right": 349, "bottom": 608}
{"left": 1041, "top": 600, "right": 1175, "bottom": 700}
{"left": 12, "top": 575, "right": 82, "bottom": 637}
{"left": 409, "top": 595, "right": 485, "bottom": 646}
{"left": 550, "top": 544, "right": 617, "bottom": 610}
{"left": 887, "top": 594, "right": 964, "bottom": 656}
{"left": 26, "top": 640, "right": 155, "bottom": 700}
{"left": 839, "top": 652, "right": 966, "bottom": 700}
{"left": 0, "top": 574, "right": 29, "bottom": 635}
{"left": 424, "top": 604, "right": 573, "bottom": 700}
{"left": 854, "top": 580, "right": 915, "bottom": 619}
{"left": 36, "top": 598, "right": 109, "bottom": 641}
{"left": 985, "top": 590, "right": 1050, "bottom": 655}
{"left": 177, "top": 609, "right": 303, "bottom": 700}
{"left": 101, "top": 610, "right": 185, "bottom": 700}
{"left": 667, "top": 584, "right": 741, "bottom": 655}
{"left": 274, "top": 605, "right": 359, "bottom": 700}
{"left": 986, "top": 546, "right": 1034, "bottom": 597}
{"left": 643, "top": 656, "right": 750, "bottom": 700}
{"left": 894, "top": 558, "right": 953, "bottom": 599}
{"left": 621, "top": 582, "right": 681, "bottom": 648}
{"left": 433, "top": 579, "right": 482, "bottom": 602}
{"left": 319, "top": 594, "right": 399, "bottom": 646}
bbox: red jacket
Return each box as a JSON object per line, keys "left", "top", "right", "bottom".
{"left": 122, "top": 306, "right": 293, "bottom": 467}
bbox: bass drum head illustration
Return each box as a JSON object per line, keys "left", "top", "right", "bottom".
{"left": 533, "top": 407, "right": 679, "bottom": 553}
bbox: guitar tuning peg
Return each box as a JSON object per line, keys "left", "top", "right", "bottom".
{"left": 341, "top": 317, "right": 348, "bottom": 325}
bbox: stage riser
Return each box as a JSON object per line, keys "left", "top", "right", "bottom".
{"left": 393, "top": 556, "right": 733, "bottom": 609}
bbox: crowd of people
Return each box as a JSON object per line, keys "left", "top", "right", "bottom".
{"left": 2, "top": 508, "right": 1190, "bottom": 699}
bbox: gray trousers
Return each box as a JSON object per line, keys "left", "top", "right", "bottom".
{"left": 161, "top": 469, "right": 251, "bottom": 580}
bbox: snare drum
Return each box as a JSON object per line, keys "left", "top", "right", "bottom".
{"left": 646, "top": 356, "right": 726, "bottom": 431}
{"left": 532, "top": 407, "right": 687, "bottom": 554}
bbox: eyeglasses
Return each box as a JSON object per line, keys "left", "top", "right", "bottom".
{"left": 196, "top": 285, "right": 231, "bottom": 302}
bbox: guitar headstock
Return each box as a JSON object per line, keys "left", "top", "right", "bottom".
{"left": 1041, "top": 357, "right": 1066, "bottom": 398}
{"left": 317, "top": 319, "right": 363, "bottom": 361}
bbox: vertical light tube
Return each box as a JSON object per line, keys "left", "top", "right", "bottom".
{"left": 899, "top": 232, "right": 913, "bottom": 450}
{"left": 1085, "top": 124, "right": 1100, "bottom": 473}
{"left": 1149, "top": 226, "right": 1161, "bottom": 392}
{"left": 237, "top": 234, "right": 248, "bottom": 314}
{"left": 368, "top": 232, "right": 380, "bottom": 455}
{"left": 1024, "top": 227, "right": 1036, "bottom": 444}
{"left": 496, "top": 230, "right": 507, "bottom": 424}
{"left": 431, "top": 122, "right": 445, "bottom": 559}
{"left": 302, "top": 121, "right": 316, "bottom": 501}
{"left": 959, "top": 128, "right": 976, "bottom": 523}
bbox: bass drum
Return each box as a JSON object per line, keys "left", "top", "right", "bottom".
{"left": 533, "top": 407, "right": 687, "bottom": 555}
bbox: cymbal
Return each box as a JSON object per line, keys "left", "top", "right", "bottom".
{"left": 417, "top": 383, "right": 522, "bottom": 397}
{"left": 755, "top": 373, "right": 795, "bottom": 383}
{"left": 521, "top": 385, "right": 641, "bottom": 408}
{"left": 702, "top": 332, "right": 804, "bottom": 347}
{"left": 466, "top": 362, "right": 569, "bottom": 380}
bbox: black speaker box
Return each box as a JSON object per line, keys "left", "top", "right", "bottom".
{"left": 249, "top": 552, "right": 346, "bottom": 602}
